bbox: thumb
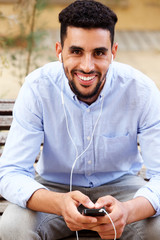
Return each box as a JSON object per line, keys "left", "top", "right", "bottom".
{"left": 95, "top": 195, "right": 115, "bottom": 209}
{"left": 72, "top": 191, "right": 95, "bottom": 209}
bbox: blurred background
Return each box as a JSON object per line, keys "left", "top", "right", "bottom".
{"left": 0, "top": 0, "right": 160, "bottom": 99}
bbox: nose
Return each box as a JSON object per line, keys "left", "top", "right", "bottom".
{"left": 80, "top": 54, "right": 94, "bottom": 73}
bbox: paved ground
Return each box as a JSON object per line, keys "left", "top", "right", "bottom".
{"left": 0, "top": 30, "right": 160, "bottom": 98}
{"left": 115, "top": 31, "right": 160, "bottom": 51}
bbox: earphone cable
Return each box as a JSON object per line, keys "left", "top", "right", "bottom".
{"left": 60, "top": 67, "right": 111, "bottom": 240}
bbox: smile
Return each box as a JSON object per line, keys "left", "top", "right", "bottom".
{"left": 76, "top": 73, "right": 96, "bottom": 83}
{"left": 78, "top": 75, "right": 95, "bottom": 81}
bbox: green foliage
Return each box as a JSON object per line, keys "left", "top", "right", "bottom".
{"left": 36, "top": 0, "right": 48, "bottom": 10}
{"left": 0, "top": 0, "right": 51, "bottom": 87}
{"left": 0, "top": 56, "right": 9, "bottom": 77}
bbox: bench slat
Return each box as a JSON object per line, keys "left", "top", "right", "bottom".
{"left": 0, "top": 198, "right": 9, "bottom": 214}
{"left": 0, "top": 99, "right": 41, "bottom": 214}
{"left": 0, "top": 116, "right": 13, "bottom": 130}
{"left": 0, "top": 99, "right": 15, "bottom": 104}
{"left": 0, "top": 132, "right": 8, "bottom": 146}
{"left": 0, "top": 100, "right": 14, "bottom": 115}
{"left": 0, "top": 148, "right": 3, "bottom": 157}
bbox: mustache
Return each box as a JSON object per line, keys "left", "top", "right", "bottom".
{"left": 71, "top": 69, "right": 101, "bottom": 76}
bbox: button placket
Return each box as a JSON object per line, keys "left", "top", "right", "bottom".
{"left": 83, "top": 109, "right": 94, "bottom": 176}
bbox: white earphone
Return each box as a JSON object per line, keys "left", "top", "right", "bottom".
{"left": 59, "top": 53, "right": 62, "bottom": 62}
{"left": 111, "top": 54, "right": 114, "bottom": 63}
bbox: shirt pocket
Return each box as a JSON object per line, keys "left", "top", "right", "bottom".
{"left": 94, "top": 132, "right": 137, "bottom": 172}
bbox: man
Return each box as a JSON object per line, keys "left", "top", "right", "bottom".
{"left": 0, "top": 0, "right": 160, "bottom": 239}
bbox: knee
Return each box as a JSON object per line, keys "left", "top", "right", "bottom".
{"left": 0, "top": 206, "right": 20, "bottom": 239}
{"left": 144, "top": 216, "right": 160, "bottom": 239}
{"left": 0, "top": 204, "right": 38, "bottom": 240}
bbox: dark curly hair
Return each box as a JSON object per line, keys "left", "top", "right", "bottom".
{"left": 59, "top": 0, "right": 118, "bottom": 47}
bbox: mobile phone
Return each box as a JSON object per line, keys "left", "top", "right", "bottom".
{"left": 83, "top": 208, "right": 106, "bottom": 216}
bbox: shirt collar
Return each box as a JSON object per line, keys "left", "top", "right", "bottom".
{"left": 99, "top": 62, "right": 113, "bottom": 98}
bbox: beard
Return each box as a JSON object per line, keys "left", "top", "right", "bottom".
{"left": 64, "top": 68, "right": 107, "bottom": 101}
{"left": 69, "top": 79, "right": 103, "bottom": 100}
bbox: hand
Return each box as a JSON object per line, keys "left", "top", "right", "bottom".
{"left": 59, "top": 190, "right": 99, "bottom": 231}
{"left": 90, "top": 195, "right": 128, "bottom": 239}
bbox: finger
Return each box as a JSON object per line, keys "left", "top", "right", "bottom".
{"left": 90, "top": 222, "right": 115, "bottom": 232}
{"left": 66, "top": 214, "right": 98, "bottom": 231}
{"left": 95, "top": 195, "right": 114, "bottom": 209}
{"left": 64, "top": 204, "right": 97, "bottom": 226}
{"left": 92, "top": 216, "right": 124, "bottom": 239}
{"left": 94, "top": 196, "right": 120, "bottom": 222}
{"left": 91, "top": 223, "right": 117, "bottom": 239}
{"left": 71, "top": 190, "right": 95, "bottom": 208}
{"left": 99, "top": 232, "right": 116, "bottom": 240}
{"left": 74, "top": 211, "right": 98, "bottom": 224}
{"left": 96, "top": 215, "right": 112, "bottom": 224}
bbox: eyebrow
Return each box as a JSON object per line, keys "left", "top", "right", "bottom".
{"left": 94, "top": 47, "right": 108, "bottom": 53}
{"left": 69, "top": 46, "right": 84, "bottom": 52}
{"left": 69, "top": 46, "right": 108, "bottom": 53}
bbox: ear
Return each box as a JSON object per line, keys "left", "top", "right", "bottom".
{"left": 55, "top": 41, "right": 62, "bottom": 61}
{"left": 111, "top": 42, "right": 118, "bottom": 60}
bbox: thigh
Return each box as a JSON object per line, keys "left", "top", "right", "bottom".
{"left": 120, "top": 221, "right": 145, "bottom": 240}
{"left": 142, "top": 215, "right": 160, "bottom": 240}
{"left": 0, "top": 203, "right": 39, "bottom": 240}
{"left": 88, "top": 174, "right": 147, "bottom": 203}
{"left": 120, "top": 215, "right": 160, "bottom": 240}
{"left": 84, "top": 175, "right": 148, "bottom": 240}
{"left": 0, "top": 203, "right": 74, "bottom": 240}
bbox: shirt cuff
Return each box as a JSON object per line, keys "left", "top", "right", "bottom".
{"left": 1, "top": 174, "right": 49, "bottom": 209}
{"left": 134, "top": 186, "right": 160, "bottom": 217}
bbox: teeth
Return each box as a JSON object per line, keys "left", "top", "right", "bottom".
{"left": 78, "top": 75, "right": 95, "bottom": 81}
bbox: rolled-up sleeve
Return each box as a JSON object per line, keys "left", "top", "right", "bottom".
{"left": 0, "top": 80, "right": 47, "bottom": 208}
{"left": 135, "top": 82, "right": 160, "bottom": 216}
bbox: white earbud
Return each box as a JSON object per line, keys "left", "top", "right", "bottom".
{"left": 59, "top": 53, "right": 62, "bottom": 62}
{"left": 111, "top": 54, "right": 114, "bottom": 63}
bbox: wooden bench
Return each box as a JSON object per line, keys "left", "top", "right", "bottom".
{"left": 0, "top": 99, "right": 14, "bottom": 157}
{"left": 0, "top": 99, "right": 43, "bottom": 214}
{"left": 0, "top": 99, "right": 15, "bottom": 214}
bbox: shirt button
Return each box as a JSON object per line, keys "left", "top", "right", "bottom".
{"left": 87, "top": 109, "right": 90, "bottom": 112}
{"left": 89, "top": 182, "right": 93, "bottom": 187}
{"left": 87, "top": 136, "right": 91, "bottom": 141}
{"left": 88, "top": 160, "right": 92, "bottom": 165}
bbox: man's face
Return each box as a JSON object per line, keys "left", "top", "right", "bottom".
{"left": 56, "top": 27, "right": 117, "bottom": 104}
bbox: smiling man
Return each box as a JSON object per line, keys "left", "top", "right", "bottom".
{"left": 56, "top": 27, "right": 116, "bottom": 104}
{"left": 1, "top": 1, "right": 160, "bottom": 240}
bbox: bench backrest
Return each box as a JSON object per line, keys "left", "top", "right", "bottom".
{"left": 0, "top": 100, "right": 15, "bottom": 157}
{"left": 0, "top": 99, "right": 42, "bottom": 161}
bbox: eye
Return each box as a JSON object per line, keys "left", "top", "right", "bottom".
{"left": 94, "top": 50, "right": 105, "bottom": 57}
{"left": 71, "top": 49, "right": 82, "bottom": 55}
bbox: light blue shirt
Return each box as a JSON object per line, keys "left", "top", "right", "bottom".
{"left": 0, "top": 61, "right": 160, "bottom": 215}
